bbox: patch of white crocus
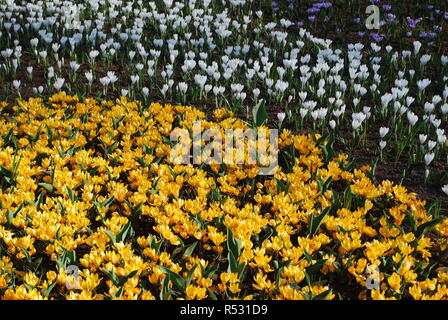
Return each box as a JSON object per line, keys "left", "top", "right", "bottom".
{"left": 0, "top": 0, "right": 446, "bottom": 187}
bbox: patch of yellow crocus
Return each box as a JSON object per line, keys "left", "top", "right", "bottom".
{"left": 0, "top": 93, "right": 447, "bottom": 300}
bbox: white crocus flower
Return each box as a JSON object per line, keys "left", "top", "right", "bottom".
{"left": 130, "top": 75, "right": 140, "bottom": 84}
{"left": 107, "top": 71, "right": 118, "bottom": 84}
{"left": 277, "top": 112, "right": 286, "bottom": 123}
{"left": 441, "top": 56, "right": 448, "bottom": 66}
{"left": 379, "top": 127, "right": 389, "bottom": 138}
{"left": 441, "top": 103, "right": 448, "bottom": 114}
{"left": 53, "top": 78, "right": 65, "bottom": 91}
{"left": 407, "top": 111, "right": 418, "bottom": 126}
{"left": 89, "top": 50, "right": 99, "bottom": 60}
{"left": 352, "top": 119, "right": 362, "bottom": 130}
{"left": 442, "top": 185, "right": 448, "bottom": 196}
{"left": 299, "top": 108, "right": 308, "bottom": 119}
{"left": 100, "top": 76, "right": 111, "bottom": 87}
{"left": 413, "top": 41, "right": 422, "bottom": 55}
{"left": 142, "top": 87, "right": 149, "bottom": 98}
{"left": 252, "top": 88, "right": 260, "bottom": 99}
{"left": 424, "top": 102, "right": 435, "bottom": 113}
{"left": 419, "top": 134, "right": 427, "bottom": 145}
{"left": 85, "top": 71, "right": 94, "bottom": 83}
{"left": 424, "top": 153, "right": 435, "bottom": 166}
{"left": 70, "top": 61, "right": 80, "bottom": 72}
{"left": 178, "top": 82, "right": 188, "bottom": 94}
{"left": 194, "top": 74, "right": 207, "bottom": 88}
{"left": 417, "top": 79, "right": 431, "bottom": 91}
{"left": 13, "top": 80, "right": 21, "bottom": 90}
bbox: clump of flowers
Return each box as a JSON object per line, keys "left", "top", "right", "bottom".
{"left": 0, "top": 94, "right": 447, "bottom": 300}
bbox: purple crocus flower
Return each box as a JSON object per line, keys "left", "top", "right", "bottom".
{"left": 314, "top": 2, "right": 332, "bottom": 9}
{"left": 419, "top": 32, "right": 436, "bottom": 39}
{"left": 371, "top": 32, "right": 385, "bottom": 42}
{"left": 387, "top": 14, "right": 396, "bottom": 23}
{"left": 306, "top": 7, "right": 320, "bottom": 14}
{"left": 354, "top": 17, "right": 361, "bottom": 23}
{"left": 406, "top": 17, "right": 423, "bottom": 29}
{"left": 382, "top": 5, "right": 392, "bottom": 11}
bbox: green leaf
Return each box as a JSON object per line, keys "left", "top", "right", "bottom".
{"left": 147, "top": 177, "right": 161, "bottom": 194}
{"left": 227, "top": 250, "right": 239, "bottom": 274}
{"left": 114, "top": 287, "right": 124, "bottom": 298}
{"left": 66, "top": 186, "right": 76, "bottom": 201}
{"left": 405, "top": 211, "right": 417, "bottom": 233}
{"left": 343, "top": 187, "right": 352, "bottom": 210}
{"left": 421, "top": 263, "right": 438, "bottom": 280}
{"left": 275, "top": 178, "right": 290, "bottom": 193}
{"left": 160, "top": 266, "right": 186, "bottom": 291}
{"left": 160, "top": 275, "right": 171, "bottom": 300}
{"left": 204, "top": 263, "right": 219, "bottom": 278}
{"left": 0, "top": 165, "right": 12, "bottom": 177}
{"left": 38, "top": 182, "right": 54, "bottom": 193}
{"left": 56, "top": 227, "right": 61, "bottom": 241}
{"left": 414, "top": 218, "right": 443, "bottom": 240}
{"left": 102, "top": 269, "right": 119, "bottom": 286}
{"left": 307, "top": 259, "right": 328, "bottom": 275}
{"left": 237, "top": 263, "right": 247, "bottom": 283}
{"left": 308, "top": 207, "right": 331, "bottom": 236}
{"left": 253, "top": 100, "right": 268, "bottom": 127}
{"left": 57, "top": 245, "right": 76, "bottom": 265}
{"left": 99, "top": 196, "right": 115, "bottom": 208}
{"left": 208, "top": 187, "right": 222, "bottom": 202}
{"left": 186, "top": 265, "right": 197, "bottom": 287}
{"left": 67, "top": 250, "right": 76, "bottom": 265}
{"left": 29, "top": 193, "right": 43, "bottom": 209}
{"left": 43, "top": 281, "right": 57, "bottom": 297}
{"left": 313, "top": 289, "right": 332, "bottom": 300}
{"left": 116, "top": 222, "right": 134, "bottom": 243}
{"left": 20, "top": 246, "right": 32, "bottom": 263}
{"left": 7, "top": 204, "right": 24, "bottom": 225}
{"left": 112, "top": 115, "right": 126, "bottom": 130}
{"left": 117, "top": 270, "right": 138, "bottom": 286}
{"left": 6, "top": 209, "right": 13, "bottom": 225}
{"left": 184, "top": 241, "right": 198, "bottom": 257}
{"left": 207, "top": 287, "right": 218, "bottom": 300}
{"left": 227, "top": 228, "right": 240, "bottom": 258}
{"left": 104, "top": 230, "right": 116, "bottom": 244}
{"left": 322, "top": 177, "right": 332, "bottom": 193}
{"left": 259, "top": 226, "right": 274, "bottom": 244}
{"left": 46, "top": 124, "right": 54, "bottom": 141}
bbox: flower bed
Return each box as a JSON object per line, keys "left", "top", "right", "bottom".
{"left": 0, "top": 94, "right": 447, "bottom": 300}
